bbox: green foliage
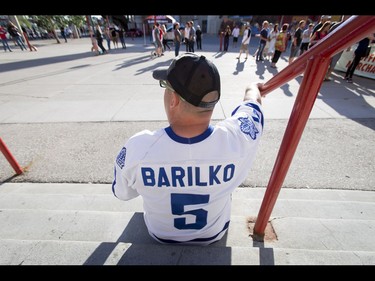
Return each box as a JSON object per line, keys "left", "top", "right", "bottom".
{"left": 26, "top": 15, "right": 84, "bottom": 31}
{"left": 27, "top": 15, "right": 59, "bottom": 32}
{"left": 17, "top": 16, "right": 32, "bottom": 28}
{"left": 16, "top": 15, "right": 94, "bottom": 31}
{"left": 67, "top": 16, "right": 86, "bottom": 27}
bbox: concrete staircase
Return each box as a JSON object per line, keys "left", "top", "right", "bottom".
{"left": 0, "top": 183, "right": 374, "bottom": 265}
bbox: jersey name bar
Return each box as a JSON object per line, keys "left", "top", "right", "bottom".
{"left": 141, "top": 164, "right": 235, "bottom": 187}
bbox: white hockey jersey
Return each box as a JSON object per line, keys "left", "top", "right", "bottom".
{"left": 112, "top": 100, "right": 264, "bottom": 245}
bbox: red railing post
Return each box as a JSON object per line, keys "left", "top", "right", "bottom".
{"left": 253, "top": 56, "right": 330, "bottom": 240}
{"left": 253, "top": 15, "right": 375, "bottom": 240}
{"left": 0, "top": 137, "right": 23, "bottom": 175}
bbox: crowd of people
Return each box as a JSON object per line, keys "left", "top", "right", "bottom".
{"left": 150, "top": 20, "right": 203, "bottom": 58}
{"left": 0, "top": 21, "right": 27, "bottom": 52}
{"left": 2, "top": 16, "right": 373, "bottom": 84}
{"left": 0, "top": 20, "right": 131, "bottom": 56}
{"left": 222, "top": 15, "right": 374, "bottom": 83}
{"left": 91, "top": 23, "right": 128, "bottom": 55}
{"left": 0, "top": 21, "right": 81, "bottom": 52}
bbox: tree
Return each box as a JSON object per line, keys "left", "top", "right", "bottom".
{"left": 19, "top": 15, "right": 89, "bottom": 41}
{"left": 28, "top": 15, "right": 68, "bottom": 43}
{"left": 66, "top": 16, "right": 86, "bottom": 38}
{"left": 67, "top": 15, "right": 86, "bottom": 27}
{"left": 17, "top": 16, "right": 33, "bottom": 29}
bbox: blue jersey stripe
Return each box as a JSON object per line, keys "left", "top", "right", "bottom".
{"left": 151, "top": 221, "right": 230, "bottom": 244}
{"left": 165, "top": 125, "right": 214, "bottom": 144}
{"left": 231, "top": 102, "right": 264, "bottom": 129}
{"left": 112, "top": 166, "right": 118, "bottom": 198}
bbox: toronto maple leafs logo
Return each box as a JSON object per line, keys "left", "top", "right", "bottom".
{"left": 238, "top": 116, "right": 259, "bottom": 140}
{"left": 116, "top": 147, "right": 126, "bottom": 169}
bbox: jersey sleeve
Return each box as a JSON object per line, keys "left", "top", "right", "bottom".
{"left": 112, "top": 144, "right": 139, "bottom": 201}
{"left": 212, "top": 100, "right": 264, "bottom": 185}
{"left": 112, "top": 129, "right": 165, "bottom": 201}
{"left": 215, "top": 100, "right": 264, "bottom": 155}
{"left": 230, "top": 100, "right": 264, "bottom": 137}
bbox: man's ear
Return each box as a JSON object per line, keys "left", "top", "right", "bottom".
{"left": 170, "top": 92, "right": 181, "bottom": 108}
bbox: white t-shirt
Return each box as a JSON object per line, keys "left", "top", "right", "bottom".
{"left": 112, "top": 100, "right": 264, "bottom": 245}
{"left": 152, "top": 27, "right": 155, "bottom": 42}
{"left": 232, "top": 27, "right": 240, "bottom": 38}
{"left": 241, "top": 29, "right": 251, "bottom": 44}
{"left": 301, "top": 28, "right": 312, "bottom": 43}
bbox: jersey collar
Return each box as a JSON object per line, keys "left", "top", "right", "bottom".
{"left": 164, "top": 125, "right": 214, "bottom": 144}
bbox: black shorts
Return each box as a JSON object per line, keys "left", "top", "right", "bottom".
{"left": 300, "top": 42, "right": 309, "bottom": 52}
{"left": 233, "top": 37, "right": 238, "bottom": 43}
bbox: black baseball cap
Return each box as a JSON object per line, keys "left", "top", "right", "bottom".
{"left": 153, "top": 53, "right": 221, "bottom": 108}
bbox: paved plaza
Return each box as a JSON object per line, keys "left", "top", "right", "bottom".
{"left": 0, "top": 35, "right": 374, "bottom": 265}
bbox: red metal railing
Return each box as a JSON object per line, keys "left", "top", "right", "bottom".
{"left": 0, "top": 137, "right": 23, "bottom": 175}
{"left": 253, "top": 15, "right": 375, "bottom": 240}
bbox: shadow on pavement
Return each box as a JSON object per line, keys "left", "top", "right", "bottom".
{"left": 0, "top": 52, "right": 95, "bottom": 73}
{"left": 83, "top": 212, "right": 233, "bottom": 265}
{"left": 0, "top": 174, "right": 20, "bottom": 186}
{"left": 295, "top": 71, "right": 375, "bottom": 131}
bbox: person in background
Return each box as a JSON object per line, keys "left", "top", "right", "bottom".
{"left": 299, "top": 23, "right": 313, "bottom": 55}
{"left": 95, "top": 24, "right": 107, "bottom": 54}
{"left": 7, "top": 21, "right": 27, "bottom": 51}
{"left": 255, "top": 20, "right": 269, "bottom": 62}
{"left": 266, "top": 23, "right": 279, "bottom": 61}
{"left": 195, "top": 24, "right": 202, "bottom": 50}
{"left": 22, "top": 26, "right": 37, "bottom": 51}
{"left": 323, "top": 15, "right": 351, "bottom": 81}
{"left": 60, "top": 26, "right": 67, "bottom": 43}
{"left": 231, "top": 25, "right": 240, "bottom": 48}
{"left": 65, "top": 26, "right": 72, "bottom": 39}
{"left": 312, "top": 15, "right": 331, "bottom": 37}
{"left": 188, "top": 21, "right": 196, "bottom": 53}
{"left": 0, "top": 25, "right": 12, "bottom": 52}
{"left": 118, "top": 28, "right": 126, "bottom": 49}
{"left": 270, "top": 23, "right": 289, "bottom": 68}
{"left": 161, "top": 24, "right": 171, "bottom": 52}
{"left": 236, "top": 23, "right": 251, "bottom": 61}
{"left": 89, "top": 29, "right": 100, "bottom": 55}
{"left": 288, "top": 20, "right": 305, "bottom": 64}
{"left": 262, "top": 22, "right": 273, "bottom": 60}
{"left": 104, "top": 27, "right": 112, "bottom": 50}
{"left": 110, "top": 25, "right": 119, "bottom": 49}
{"left": 344, "top": 33, "right": 375, "bottom": 83}
{"left": 153, "top": 22, "right": 163, "bottom": 57}
{"left": 184, "top": 22, "right": 191, "bottom": 52}
{"left": 173, "top": 22, "right": 182, "bottom": 57}
{"left": 309, "top": 21, "right": 331, "bottom": 48}
{"left": 223, "top": 25, "right": 231, "bottom": 52}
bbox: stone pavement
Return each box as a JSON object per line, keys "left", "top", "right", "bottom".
{"left": 0, "top": 35, "right": 374, "bottom": 265}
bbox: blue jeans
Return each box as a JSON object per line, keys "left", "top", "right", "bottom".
{"left": 1, "top": 38, "right": 12, "bottom": 51}
{"left": 174, "top": 41, "right": 180, "bottom": 57}
{"left": 13, "top": 35, "right": 27, "bottom": 50}
{"left": 256, "top": 41, "right": 266, "bottom": 61}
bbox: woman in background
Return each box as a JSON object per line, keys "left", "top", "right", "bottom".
{"left": 270, "top": 23, "right": 289, "bottom": 68}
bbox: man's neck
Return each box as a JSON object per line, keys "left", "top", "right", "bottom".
{"left": 170, "top": 123, "right": 210, "bottom": 138}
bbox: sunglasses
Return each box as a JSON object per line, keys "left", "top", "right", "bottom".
{"left": 159, "top": 80, "right": 175, "bottom": 92}
{"left": 159, "top": 80, "right": 190, "bottom": 103}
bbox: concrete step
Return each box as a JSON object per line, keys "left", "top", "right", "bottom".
{"left": 0, "top": 183, "right": 375, "bottom": 265}
{"left": 1, "top": 239, "right": 374, "bottom": 265}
